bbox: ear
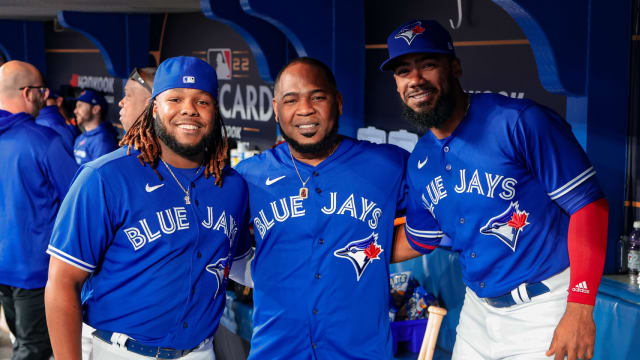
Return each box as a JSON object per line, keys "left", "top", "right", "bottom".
{"left": 92, "top": 105, "right": 101, "bottom": 116}
{"left": 335, "top": 91, "right": 343, "bottom": 116}
{"left": 272, "top": 97, "right": 279, "bottom": 123}
{"left": 152, "top": 100, "right": 158, "bottom": 118}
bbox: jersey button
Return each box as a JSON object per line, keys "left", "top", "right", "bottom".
{"left": 191, "top": 182, "right": 196, "bottom": 188}
{"left": 197, "top": 251, "right": 202, "bottom": 259}
{"left": 479, "top": 282, "right": 485, "bottom": 288}
{"left": 470, "top": 252, "right": 477, "bottom": 258}
{"left": 318, "top": 238, "right": 325, "bottom": 244}
{"left": 459, "top": 217, "right": 465, "bottom": 224}
{"left": 445, "top": 164, "right": 452, "bottom": 171}
{"left": 195, "top": 199, "right": 200, "bottom": 206}
{"left": 315, "top": 188, "right": 322, "bottom": 194}
{"left": 443, "top": 146, "right": 450, "bottom": 153}
{"left": 313, "top": 171, "right": 319, "bottom": 177}
{"left": 312, "top": 309, "right": 318, "bottom": 315}
{"left": 312, "top": 343, "right": 318, "bottom": 349}
{"left": 183, "top": 322, "right": 188, "bottom": 328}
{"left": 315, "top": 273, "right": 321, "bottom": 279}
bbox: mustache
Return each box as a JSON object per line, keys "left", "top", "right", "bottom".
{"left": 406, "top": 84, "right": 438, "bottom": 98}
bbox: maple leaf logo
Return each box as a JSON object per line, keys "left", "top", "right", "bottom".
{"left": 364, "top": 243, "right": 382, "bottom": 260}
{"left": 412, "top": 25, "right": 425, "bottom": 34}
{"left": 508, "top": 212, "right": 528, "bottom": 229}
{"left": 223, "top": 264, "right": 230, "bottom": 279}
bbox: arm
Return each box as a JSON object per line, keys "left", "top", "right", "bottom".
{"left": 45, "top": 257, "right": 90, "bottom": 360}
{"left": 547, "top": 198, "right": 608, "bottom": 360}
{"left": 391, "top": 223, "right": 423, "bottom": 263}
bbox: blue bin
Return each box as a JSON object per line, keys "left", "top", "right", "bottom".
{"left": 390, "top": 319, "right": 427, "bottom": 355}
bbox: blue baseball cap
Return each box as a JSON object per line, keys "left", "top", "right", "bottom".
{"left": 74, "top": 89, "right": 107, "bottom": 111}
{"left": 151, "top": 56, "right": 218, "bottom": 100}
{"left": 380, "top": 20, "right": 455, "bottom": 71}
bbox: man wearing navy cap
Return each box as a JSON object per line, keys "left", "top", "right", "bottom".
{"left": 36, "top": 91, "right": 78, "bottom": 153}
{"left": 72, "top": 89, "right": 118, "bottom": 165}
{"left": 383, "top": 20, "right": 608, "bottom": 360}
{"left": 45, "top": 56, "right": 251, "bottom": 360}
{"left": 0, "top": 60, "right": 77, "bottom": 360}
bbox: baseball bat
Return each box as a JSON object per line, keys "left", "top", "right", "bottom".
{"left": 417, "top": 306, "right": 447, "bottom": 360}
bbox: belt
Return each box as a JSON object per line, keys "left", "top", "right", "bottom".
{"left": 485, "top": 282, "right": 550, "bottom": 308}
{"left": 93, "top": 330, "right": 196, "bottom": 359}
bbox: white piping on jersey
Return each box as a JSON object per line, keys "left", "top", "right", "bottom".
{"left": 405, "top": 224, "right": 444, "bottom": 238}
{"left": 547, "top": 167, "right": 596, "bottom": 200}
{"left": 234, "top": 247, "right": 254, "bottom": 261}
{"left": 46, "top": 245, "right": 96, "bottom": 273}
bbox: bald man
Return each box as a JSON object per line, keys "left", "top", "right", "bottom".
{"left": 118, "top": 67, "right": 156, "bottom": 131}
{"left": 0, "top": 60, "right": 78, "bottom": 360}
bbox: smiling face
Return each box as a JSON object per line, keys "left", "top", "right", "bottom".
{"left": 152, "top": 88, "right": 216, "bottom": 159}
{"left": 273, "top": 62, "right": 342, "bottom": 155}
{"left": 392, "top": 53, "right": 461, "bottom": 129}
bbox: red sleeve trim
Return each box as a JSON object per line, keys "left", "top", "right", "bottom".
{"left": 407, "top": 233, "right": 438, "bottom": 250}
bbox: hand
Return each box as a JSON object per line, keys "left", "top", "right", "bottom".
{"left": 546, "top": 302, "right": 595, "bottom": 360}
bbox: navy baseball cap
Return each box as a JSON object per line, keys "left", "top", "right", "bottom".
{"left": 380, "top": 20, "right": 455, "bottom": 71}
{"left": 151, "top": 56, "right": 218, "bottom": 100}
{"left": 74, "top": 89, "right": 107, "bottom": 111}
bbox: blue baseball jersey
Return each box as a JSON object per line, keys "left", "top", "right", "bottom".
{"left": 405, "top": 94, "right": 603, "bottom": 298}
{"left": 73, "top": 121, "right": 119, "bottom": 165}
{"left": 234, "top": 137, "right": 408, "bottom": 360}
{"left": 0, "top": 110, "right": 78, "bottom": 289}
{"left": 48, "top": 147, "right": 251, "bottom": 349}
{"left": 36, "top": 105, "right": 78, "bottom": 154}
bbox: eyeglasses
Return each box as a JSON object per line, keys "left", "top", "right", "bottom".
{"left": 128, "top": 68, "right": 153, "bottom": 93}
{"left": 19, "top": 86, "right": 48, "bottom": 95}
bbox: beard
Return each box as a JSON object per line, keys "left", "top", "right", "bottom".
{"left": 402, "top": 83, "right": 457, "bottom": 133}
{"left": 279, "top": 109, "right": 340, "bottom": 155}
{"left": 154, "top": 113, "right": 215, "bottom": 158}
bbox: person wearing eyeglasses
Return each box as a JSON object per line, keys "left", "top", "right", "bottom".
{"left": 36, "top": 91, "right": 78, "bottom": 154}
{"left": 0, "top": 60, "right": 78, "bottom": 360}
{"left": 119, "top": 67, "right": 156, "bottom": 132}
{"left": 72, "top": 89, "right": 119, "bottom": 165}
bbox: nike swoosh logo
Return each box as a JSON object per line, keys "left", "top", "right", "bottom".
{"left": 145, "top": 183, "right": 165, "bottom": 192}
{"left": 265, "top": 175, "right": 286, "bottom": 186}
{"left": 417, "top": 156, "right": 429, "bottom": 169}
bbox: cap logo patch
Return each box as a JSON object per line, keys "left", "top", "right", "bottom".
{"left": 395, "top": 21, "right": 425, "bottom": 45}
{"left": 183, "top": 76, "right": 195, "bottom": 84}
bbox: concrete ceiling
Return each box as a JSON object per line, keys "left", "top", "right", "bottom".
{"left": 0, "top": 0, "right": 201, "bottom": 20}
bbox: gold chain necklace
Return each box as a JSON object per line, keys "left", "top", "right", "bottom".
{"left": 161, "top": 159, "right": 203, "bottom": 205}
{"left": 288, "top": 143, "right": 339, "bottom": 200}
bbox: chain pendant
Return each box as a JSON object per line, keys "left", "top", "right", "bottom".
{"left": 299, "top": 187, "right": 308, "bottom": 199}
{"left": 185, "top": 195, "right": 191, "bottom": 205}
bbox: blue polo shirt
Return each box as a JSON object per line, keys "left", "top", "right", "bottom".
{"left": 74, "top": 121, "right": 119, "bottom": 165}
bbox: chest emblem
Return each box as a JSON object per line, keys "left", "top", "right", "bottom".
{"left": 479, "top": 202, "right": 529, "bottom": 252}
{"left": 334, "top": 233, "right": 383, "bottom": 281}
{"left": 206, "top": 256, "right": 230, "bottom": 297}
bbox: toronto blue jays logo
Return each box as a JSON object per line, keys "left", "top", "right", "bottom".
{"left": 334, "top": 233, "right": 384, "bottom": 281}
{"left": 206, "top": 256, "right": 230, "bottom": 297}
{"left": 394, "top": 21, "right": 426, "bottom": 45}
{"left": 479, "top": 202, "right": 529, "bottom": 251}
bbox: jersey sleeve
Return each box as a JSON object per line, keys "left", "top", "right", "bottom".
{"left": 512, "top": 104, "right": 604, "bottom": 214}
{"left": 404, "top": 170, "right": 444, "bottom": 254}
{"left": 47, "top": 166, "right": 114, "bottom": 273}
{"left": 395, "top": 148, "right": 410, "bottom": 218}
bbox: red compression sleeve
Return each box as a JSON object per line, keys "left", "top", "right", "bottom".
{"left": 567, "top": 198, "right": 609, "bottom": 305}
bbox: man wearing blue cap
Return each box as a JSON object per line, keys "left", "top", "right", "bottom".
{"left": 45, "top": 56, "right": 251, "bottom": 360}
{"left": 0, "top": 60, "right": 78, "bottom": 360}
{"left": 383, "top": 20, "right": 608, "bottom": 360}
{"left": 72, "top": 89, "right": 119, "bottom": 165}
{"left": 36, "top": 91, "right": 78, "bottom": 153}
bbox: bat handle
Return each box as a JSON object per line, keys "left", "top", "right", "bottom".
{"left": 417, "top": 306, "right": 447, "bottom": 360}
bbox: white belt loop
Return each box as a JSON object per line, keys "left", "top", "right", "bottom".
{"left": 518, "top": 283, "right": 531, "bottom": 303}
{"left": 510, "top": 288, "right": 523, "bottom": 305}
{"left": 110, "top": 332, "right": 129, "bottom": 350}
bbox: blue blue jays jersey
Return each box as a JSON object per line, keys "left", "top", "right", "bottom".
{"left": 48, "top": 147, "right": 251, "bottom": 349}
{"left": 405, "top": 94, "right": 603, "bottom": 298}
{"left": 73, "top": 121, "right": 118, "bottom": 165}
{"left": 234, "top": 137, "right": 408, "bottom": 360}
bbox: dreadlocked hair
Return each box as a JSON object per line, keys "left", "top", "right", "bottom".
{"left": 119, "top": 99, "right": 229, "bottom": 187}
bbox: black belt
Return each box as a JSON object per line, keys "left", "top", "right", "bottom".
{"left": 93, "top": 330, "right": 197, "bottom": 359}
{"left": 485, "top": 282, "right": 550, "bottom": 308}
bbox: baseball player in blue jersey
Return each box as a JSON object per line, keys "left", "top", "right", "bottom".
{"left": 0, "top": 60, "right": 78, "bottom": 360}
{"left": 45, "top": 56, "right": 251, "bottom": 360}
{"left": 232, "top": 57, "right": 409, "bottom": 359}
{"left": 72, "top": 89, "right": 119, "bottom": 165}
{"left": 382, "top": 20, "right": 609, "bottom": 360}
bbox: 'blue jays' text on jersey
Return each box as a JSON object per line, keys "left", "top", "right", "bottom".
{"left": 73, "top": 121, "right": 119, "bottom": 165}
{"left": 0, "top": 110, "right": 78, "bottom": 289}
{"left": 405, "top": 94, "right": 603, "bottom": 298}
{"left": 48, "top": 147, "right": 251, "bottom": 350}
{"left": 234, "top": 137, "right": 408, "bottom": 360}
